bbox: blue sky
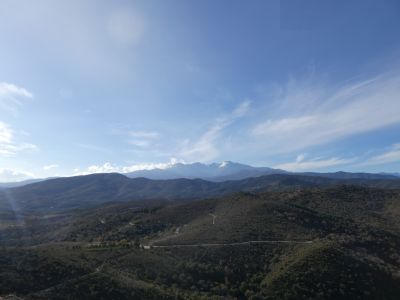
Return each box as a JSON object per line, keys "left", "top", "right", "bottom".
{"left": 1, "top": 0, "right": 400, "bottom": 181}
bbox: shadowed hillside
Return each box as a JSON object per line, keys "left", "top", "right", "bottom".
{"left": 1, "top": 173, "right": 400, "bottom": 214}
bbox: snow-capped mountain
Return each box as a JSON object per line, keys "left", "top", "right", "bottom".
{"left": 124, "top": 161, "right": 287, "bottom": 181}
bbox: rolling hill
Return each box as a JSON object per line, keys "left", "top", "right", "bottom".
{"left": 0, "top": 185, "right": 400, "bottom": 299}
{"left": 1, "top": 172, "right": 400, "bottom": 214}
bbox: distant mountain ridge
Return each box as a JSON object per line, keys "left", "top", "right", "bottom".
{"left": 0, "top": 161, "right": 398, "bottom": 189}
{"left": 124, "top": 161, "right": 398, "bottom": 181}
{"left": 0, "top": 178, "right": 47, "bottom": 189}
{"left": 300, "top": 171, "right": 398, "bottom": 180}
{"left": 124, "top": 161, "right": 287, "bottom": 181}
{"left": 1, "top": 172, "right": 400, "bottom": 214}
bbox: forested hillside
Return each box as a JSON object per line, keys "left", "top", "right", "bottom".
{"left": 1, "top": 185, "right": 400, "bottom": 299}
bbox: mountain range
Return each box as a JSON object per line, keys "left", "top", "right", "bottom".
{"left": 125, "top": 161, "right": 400, "bottom": 181}
{"left": 124, "top": 161, "right": 287, "bottom": 181}
{"left": 1, "top": 161, "right": 398, "bottom": 189}
{"left": 0, "top": 178, "right": 47, "bottom": 189}
{"left": 1, "top": 171, "right": 400, "bottom": 215}
{"left": 1, "top": 162, "right": 400, "bottom": 299}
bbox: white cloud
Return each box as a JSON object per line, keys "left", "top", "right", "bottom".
{"left": 178, "top": 124, "right": 222, "bottom": 162}
{"left": 0, "top": 169, "right": 34, "bottom": 182}
{"left": 0, "top": 82, "right": 33, "bottom": 114}
{"left": 0, "top": 122, "right": 38, "bottom": 157}
{"left": 360, "top": 143, "right": 400, "bottom": 166}
{"left": 274, "top": 154, "right": 355, "bottom": 172}
{"left": 75, "top": 158, "right": 183, "bottom": 176}
{"left": 129, "top": 130, "right": 160, "bottom": 148}
{"left": 232, "top": 99, "right": 252, "bottom": 118}
{"left": 87, "top": 162, "right": 119, "bottom": 174}
{"left": 252, "top": 71, "right": 400, "bottom": 152}
{"left": 0, "top": 82, "right": 32, "bottom": 98}
{"left": 0, "top": 82, "right": 36, "bottom": 156}
{"left": 43, "top": 164, "right": 59, "bottom": 171}
{"left": 0, "top": 122, "right": 13, "bottom": 144}
{"left": 129, "top": 140, "right": 150, "bottom": 147}
{"left": 178, "top": 100, "right": 251, "bottom": 162}
{"left": 121, "top": 158, "right": 183, "bottom": 173}
{"left": 130, "top": 131, "right": 159, "bottom": 138}
{"left": 253, "top": 116, "right": 316, "bottom": 136}
{"left": 0, "top": 143, "right": 38, "bottom": 157}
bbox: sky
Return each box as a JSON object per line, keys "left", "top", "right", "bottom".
{"left": 1, "top": 0, "right": 400, "bottom": 181}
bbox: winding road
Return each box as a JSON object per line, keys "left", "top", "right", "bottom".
{"left": 147, "top": 240, "right": 313, "bottom": 248}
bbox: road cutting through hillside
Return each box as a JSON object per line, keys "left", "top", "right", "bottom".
{"left": 144, "top": 240, "right": 313, "bottom": 249}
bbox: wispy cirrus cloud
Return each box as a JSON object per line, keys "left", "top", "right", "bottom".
{"left": 252, "top": 71, "right": 400, "bottom": 153}
{"left": 178, "top": 100, "right": 251, "bottom": 162}
{"left": 274, "top": 154, "right": 355, "bottom": 172}
{"left": 359, "top": 143, "right": 400, "bottom": 166}
{"left": 43, "top": 164, "right": 59, "bottom": 171}
{"left": 0, "top": 168, "right": 35, "bottom": 182}
{"left": 0, "top": 82, "right": 33, "bottom": 114}
{"left": 129, "top": 130, "right": 160, "bottom": 148}
{"left": 0, "top": 122, "right": 38, "bottom": 157}
{"left": 0, "top": 82, "right": 37, "bottom": 157}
